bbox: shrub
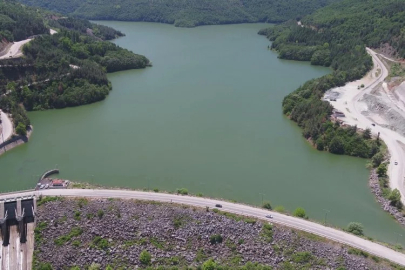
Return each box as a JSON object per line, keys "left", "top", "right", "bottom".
{"left": 292, "top": 251, "right": 313, "bottom": 263}
{"left": 377, "top": 163, "right": 387, "bottom": 177}
{"left": 371, "top": 152, "right": 384, "bottom": 167}
{"left": 176, "top": 188, "right": 188, "bottom": 195}
{"left": 92, "top": 236, "right": 109, "bottom": 250}
{"left": 346, "top": 222, "right": 364, "bottom": 236}
{"left": 173, "top": 216, "right": 186, "bottom": 229}
{"left": 262, "top": 201, "right": 272, "bottom": 210}
{"left": 97, "top": 209, "right": 104, "bottom": 219}
{"left": 37, "top": 263, "right": 53, "bottom": 270}
{"left": 37, "top": 196, "right": 60, "bottom": 207}
{"left": 139, "top": 250, "right": 152, "bottom": 265}
{"left": 210, "top": 234, "right": 223, "bottom": 244}
{"left": 274, "top": 206, "right": 286, "bottom": 213}
{"left": 72, "top": 240, "right": 81, "bottom": 247}
{"left": 16, "top": 122, "right": 27, "bottom": 136}
{"left": 77, "top": 198, "right": 88, "bottom": 208}
{"left": 388, "top": 188, "right": 403, "bottom": 209}
{"left": 293, "top": 207, "right": 306, "bottom": 218}
{"left": 74, "top": 211, "right": 81, "bottom": 221}
{"left": 261, "top": 223, "right": 273, "bottom": 241}
{"left": 88, "top": 263, "right": 101, "bottom": 270}
{"left": 153, "top": 188, "right": 159, "bottom": 192}
{"left": 54, "top": 227, "right": 82, "bottom": 246}
{"left": 348, "top": 248, "right": 368, "bottom": 257}
{"left": 202, "top": 259, "right": 217, "bottom": 270}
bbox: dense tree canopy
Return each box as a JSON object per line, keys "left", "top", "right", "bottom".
{"left": 0, "top": 0, "right": 48, "bottom": 41}
{"left": 17, "top": 0, "right": 339, "bottom": 27}
{"left": 0, "top": 1, "right": 149, "bottom": 130}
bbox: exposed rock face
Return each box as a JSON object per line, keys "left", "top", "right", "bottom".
{"left": 369, "top": 169, "right": 405, "bottom": 226}
{"left": 34, "top": 198, "right": 392, "bottom": 269}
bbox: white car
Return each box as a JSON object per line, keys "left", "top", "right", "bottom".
{"left": 39, "top": 184, "right": 45, "bottom": 189}
{"left": 265, "top": 215, "right": 273, "bottom": 219}
{"left": 45, "top": 184, "right": 49, "bottom": 189}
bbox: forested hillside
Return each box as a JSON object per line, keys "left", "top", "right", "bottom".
{"left": 258, "top": 0, "right": 405, "bottom": 158}
{"left": 18, "top": 0, "right": 339, "bottom": 27}
{"left": 0, "top": 0, "right": 149, "bottom": 135}
{"left": 0, "top": 1, "right": 48, "bottom": 41}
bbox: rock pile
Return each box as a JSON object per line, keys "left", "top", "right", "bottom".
{"left": 369, "top": 169, "right": 405, "bottom": 226}
{"left": 34, "top": 198, "right": 392, "bottom": 269}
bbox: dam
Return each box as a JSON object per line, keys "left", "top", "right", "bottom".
{"left": 0, "top": 196, "right": 36, "bottom": 270}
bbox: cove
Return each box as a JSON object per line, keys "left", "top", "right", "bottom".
{"left": 1, "top": 22, "right": 405, "bottom": 245}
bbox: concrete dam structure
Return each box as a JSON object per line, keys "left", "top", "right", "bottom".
{"left": 0, "top": 196, "right": 36, "bottom": 270}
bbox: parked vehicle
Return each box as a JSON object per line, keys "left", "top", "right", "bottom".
{"left": 215, "top": 204, "right": 222, "bottom": 208}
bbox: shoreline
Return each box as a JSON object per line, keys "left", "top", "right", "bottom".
{"left": 0, "top": 125, "right": 33, "bottom": 157}
{"left": 369, "top": 169, "right": 405, "bottom": 226}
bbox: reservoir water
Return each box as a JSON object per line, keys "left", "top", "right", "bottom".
{"left": 1, "top": 22, "right": 405, "bottom": 245}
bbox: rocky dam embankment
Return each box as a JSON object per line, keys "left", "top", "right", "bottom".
{"left": 33, "top": 198, "right": 397, "bottom": 269}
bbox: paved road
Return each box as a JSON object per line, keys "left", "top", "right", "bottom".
{"left": 348, "top": 49, "right": 405, "bottom": 203}
{"left": 1, "top": 189, "right": 405, "bottom": 266}
{"left": 0, "top": 110, "right": 13, "bottom": 144}
{"left": 0, "top": 39, "right": 32, "bottom": 60}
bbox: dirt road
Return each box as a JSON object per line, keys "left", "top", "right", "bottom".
{"left": 0, "top": 39, "right": 32, "bottom": 60}
{"left": 0, "top": 110, "right": 13, "bottom": 144}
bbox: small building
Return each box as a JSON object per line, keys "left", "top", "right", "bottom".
{"left": 51, "top": 179, "right": 64, "bottom": 187}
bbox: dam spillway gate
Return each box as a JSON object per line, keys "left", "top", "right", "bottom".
{"left": 0, "top": 196, "right": 35, "bottom": 246}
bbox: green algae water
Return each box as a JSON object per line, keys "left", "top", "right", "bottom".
{"left": 1, "top": 22, "right": 405, "bottom": 245}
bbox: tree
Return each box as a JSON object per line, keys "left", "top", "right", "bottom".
{"left": 377, "top": 163, "right": 387, "bottom": 177}
{"left": 346, "top": 222, "right": 364, "bottom": 236}
{"left": 316, "top": 137, "right": 325, "bottom": 151}
{"left": 363, "top": 128, "right": 371, "bottom": 139}
{"left": 388, "top": 188, "right": 402, "bottom": 209}
{"left": 328, "top": 136, "right": 345, "bottom": 154}
{"left": 209, "top": 234, "right": 223, "bottom": 244}
{"left": 139, "top": 250, "right": 151, "bottom": 265}
{"left": 202, "top": 259, "right": 217, "bottom": 270}
{"left": 15, "top": 122, "right": 27, "bottom": 136}
{"left": 262, "top": 201, "right": 272, "bottom": 210}
{"left": 293, "top": 207, "right": 306, "bottom": 218}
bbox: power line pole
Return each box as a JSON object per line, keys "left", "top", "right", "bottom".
{"left": 395, "top": 232, "right": 403, "bottom": 245}
{"left": 323, "top": 209, "right": 330, "bottom": 225}
{"left": 259, "top": 193, "right": 265, "bottom": 206}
